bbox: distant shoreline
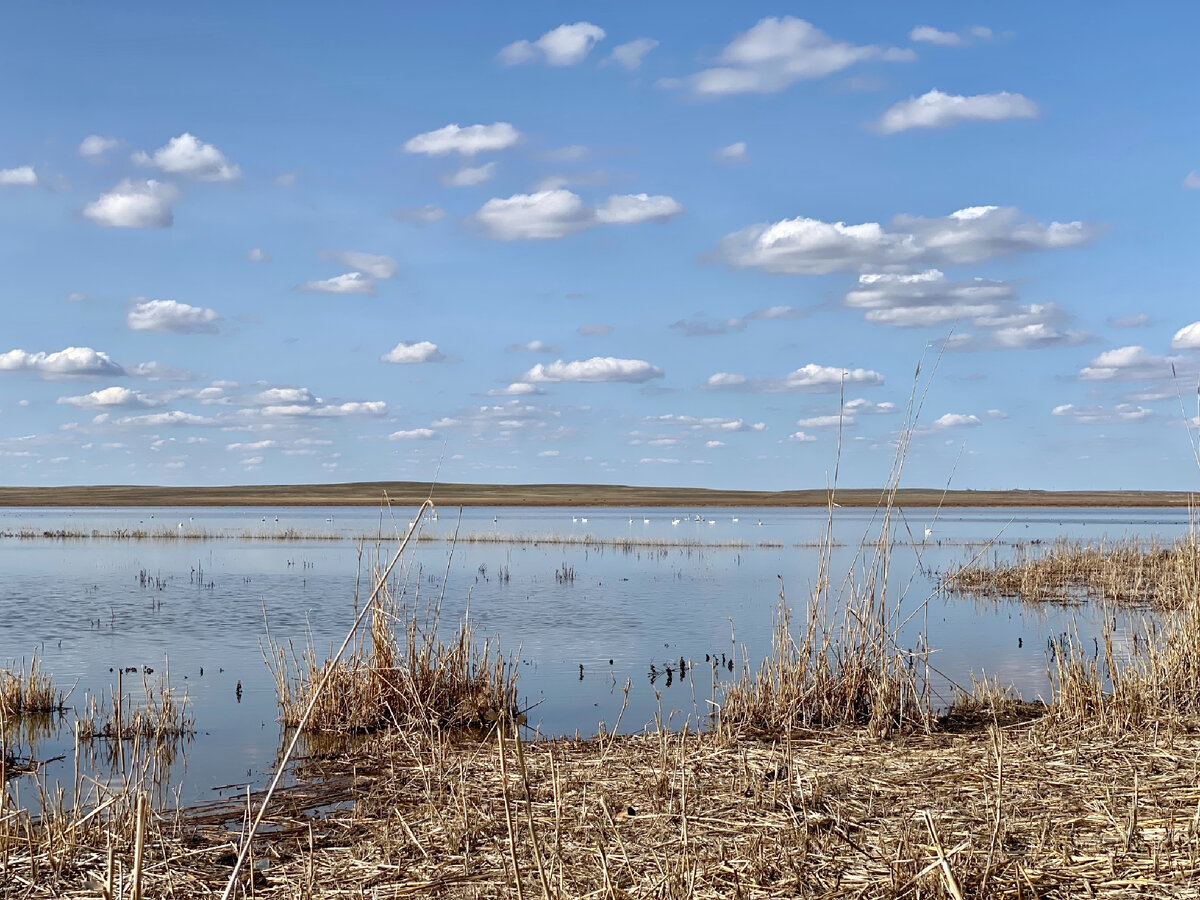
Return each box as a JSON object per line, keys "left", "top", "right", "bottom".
{"left": 0, "top": 482, "right": 1195, "bottom": 508}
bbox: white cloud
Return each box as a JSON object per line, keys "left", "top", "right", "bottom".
{"left": 475, "top": 189, "right": 682, "bottom": 240}
{"left": 63, "top": 292, "right": 86, "bottom": 302}
{"left": 537, "top": 449, "right": 560, "bottom": 457}
{"left": 253, "top": 400, "right": 387, "bottom": 419}
{"left": 329, "top": 251, "right": 397, "bottom": 279}
{"left": 0, "top": 166, "right": 37, "bottom": 186}
{"left": 392, "top": 204, "right": 447, "bottom": 225}
{"left": 539, "top": 145, "right": 589, "bottom": 162}
{"left": 443, "top": 162, "right": 497, "bottom": 187}
{"left": 715, "top": 205, "right": 1100, "bottom": 275}
{"left": 83, "top": 179, "right": 176, "bottom": 228}
{"left": 247, "top": 248, "right": 270, "bottom": 262}
{"left": 226, "top": 440, "right": 276, "bottom": 452}
{"left": 1172, "top": 321, "right": 1200, "bottom": 350}
{"left": 251, "top": 387, "right": 317, "bottom": 406}
{"left": 487, "top": 383, "right": 544, "bottom": 397}
{"left": 500, "top": 22, "right": 606, "bottom": 66}
{"left": 127, "top": 299, "right": 221, "bottom": 334}
{"left": 645, "top": 414, "right": 765, "bottom": 433}
{"left": 389, "top": 428, "right": 437, "bottom": 440}
{"left": 795, "top": 414, "right": 849, "bottom": 428}
{"left": 714, "top": 141, "right": 748, "bottom": 163}
{"left": 705, "top": 440, "right": 725, "bottom": 448}
{"left": 845, "top": 398, "right": 896, "bottom": 415}
{"left": 671, "top": 16, "right": 914, "bottom": 97}
{"left": 909, "top": 26, "right": 963, "bottom": 46}
{"left": 79, "top": 135, "right": 120, "bottom": 158}
{"left": 0, "top": 346, "right": 124, "bottom": 377}
{"left": 1079, "top": 345, "right": 1177, "bottom": 382}
{"left": 705, "top": 363, "right": 883, "bottom": 393}
{"left": 57, "top": 387, "right": 157, "bottom": 409}
{"left": 111, "top": 411, "right": 216, "bottom": 428}
{"left": 474, "top": 190, "right": 593, "bottom": 240}
{"left": 877, "top": 89, "right": 1038, "bottom": 133}
{"left": 846, "top": 269, "right": 1014, "bottom": 325}
{"left": 787, "top": 431, "right": 818, "bottom": 442}
{"left": 300, "top": 272, "right": 377, "bottom": 296}
{"left": 578, "top": 323, "right": 614, "bottom": 336}
{"left": 129, "top": 360, "right": 195, "bottom": 381}
{"left": 507, "top": 340, "right": 562, "bottom": 354}
{"left": 609, "top": 38, "right": 658, "bottom": 69}
{"left": 595, "top": 193, "right": 684, "bottom": 224}
{"left": 402, "top": 122, "right": 521, "bottom": 157}
{"left": 133, "top": 133, "right": 241, "bottom": 181}
{"left": 1052, "top": 403, "right": 1153, "bottom": 425}
{"left": 933, "top": 413, "right": 982, "bottom": 429}
{"left": 1184, "top": 172, "right": 1200, "bottom": 190}
{"left": 274, "top": 172, "right": 297, "bottom": 186}
{"left": 522, "top": 357, "right": 663, "bottom": 383}
{"left": 639, "top": 457, "right": 679, "bottom": 464}
{"left": 381, "top": 341, "right": 445, "bottom": 364}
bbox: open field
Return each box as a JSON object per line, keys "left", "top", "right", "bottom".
{"left": 0, "top": 481, "right": 1197, "bottom": 508}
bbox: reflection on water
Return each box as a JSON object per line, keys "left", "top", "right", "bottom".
{"left": 0, "top": 504, "right": 1189, "bottom": 807}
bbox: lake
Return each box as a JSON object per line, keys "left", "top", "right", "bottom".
{"left": 1, "top": 503, "right": 1187, "bottom": 809}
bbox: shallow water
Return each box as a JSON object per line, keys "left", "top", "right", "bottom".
{"left": 0, "top": 504, "right": 1188, "bottom": 808}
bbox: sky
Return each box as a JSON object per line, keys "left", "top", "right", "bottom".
{"left": 3, "top": 2, "right": 1200, "bottom": 492}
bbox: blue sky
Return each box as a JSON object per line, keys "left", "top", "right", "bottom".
{"left": 3, "top": 2, "right": 1200, "bottom": 491}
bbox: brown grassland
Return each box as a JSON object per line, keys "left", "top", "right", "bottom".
{"left": 0, "top": 481, "right": 1197, "bottom": 508}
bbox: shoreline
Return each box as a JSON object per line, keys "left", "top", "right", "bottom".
{"left": 0, "top": 481, "right": 1196, "bottom": 508}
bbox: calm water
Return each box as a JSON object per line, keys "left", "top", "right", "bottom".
{"left": 1, "top": 504, "right": 1188, "bottom": 808}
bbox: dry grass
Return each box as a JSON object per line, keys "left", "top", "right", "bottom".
{"left": 264, "top": 551, "right": 520, "bottom": 735}
{"left": 0, "top": 653, "right": 66, "bottom": 718}
{"left": 944, "top": 535, "right": 1200, "bottom": 609}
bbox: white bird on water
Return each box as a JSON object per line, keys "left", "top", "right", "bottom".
{"left": 924, "top": 526, "right": 933, "bottom": 540}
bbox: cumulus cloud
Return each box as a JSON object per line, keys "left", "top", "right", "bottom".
{"left": 250, "top": 387, "right": 318, "bottom": 406}
{"left": 644, "top": 414, "right": 765, "bottom": 433}
{"left": 609, "top": 37, "right": 658, "bottom": 69}
{"left": 443, "top": 162, "right": 497, "bottom": 187}
{"left": 578, "top": 323, "right": 614, "bottom": 336}
{"left": 381, "top": 341, "right": 445, "bottom": 364}
{"left": 487, "top": 383, "right": 544, "bottom": 397}
{"left": 714, "top": 205, "right": 1100, "bottom": 275}
{"left": 1052, "top": 403, "right": 1153, "bottom": 425}
{"left": 0, "top": 166, "right": 37, "bottom": 186}
{"left": 795, "top": 414, "right": 849, "bottom": 428}
{"left": 127, "top": 299, "right": 221, "bottom": 334}
{"left": 0, "top": 346, "right": 124, "bottom": 378}
{"left": 389, "top": 428, "right": 436, "bottom": 440}
{"left": 392, "top": 204, "right": 447, "bottom": 225}
{"left": 909, "top": 25, "right": 993, "bottom": 46}
{"left": 1184, "top": 172, "right": 1200, "bottom": 190}
{"left": 932, "top": 413, "right": 982, "bottom": 429}
{"left": 787, "top": 431, "right": 818, "bottom": 442}
{"left": 669, "top": 16, "right": 913, "bottom": 97}
{"left": 402, "top": 122, "right": 521, "bottom": 157}
{"left": 846, "top": 397, "right": 897, "bottom": 415}
{"left": 500, "top": 22, "right": 606, "bottom": 66}
{"left": 58, "top": 387, "right": 157, "bottom": 409}
{"left": 669, "top": 315, "right": 746, "bottom": 337}
{"left": 1172, "top": 321, "right": 1200, "bottom": 350}
{"left": 79, "top": 135, "right": 119, "bottom": 158}
{"left": 226, "top": 440, "right": 276, "bottom": 452}
{"left": 714, "top": 141, "right": 748, "bottom": 163}
{"left": 507, "top": 340, "right": 562, "bottom": 354}
{"left": 247, "top": 248, "right": 270, "bottom": 262}
{"left": 83, "top": 179, "right": 176, "bottom": 228}
{"left": 132, "top": 133, "right": 241, "bottom": 181}
{"left": 328, "top": 251, "right": 397, "bottom": 279}
{"left": 1079, "top": 346, "right": 1177, "bottom": 382}
{"left": 705, "top": 363, "right": 883, "bottom": 393}
{"left": 522, "top": 357, "right": 663, "bottom": 384}
{"left": 595, "top": 193, "right": 684, "bottom": 224}
{"left": 475, "top": 189, "right": 683, "bottom": 240}
{"left": 250, "top": 400, "right": 387, "bottom": 419}
{"left": 876, "top": 89, "right": 1038, "bottom": 133}
{"left": 846, "top": 269, "right": 1014, "bottom": 326}
{"left": 300, "top": 272, "right": 377, "bottom": 296}
{"left": 110, "top": 411, "right": 216, "bottom": 427}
